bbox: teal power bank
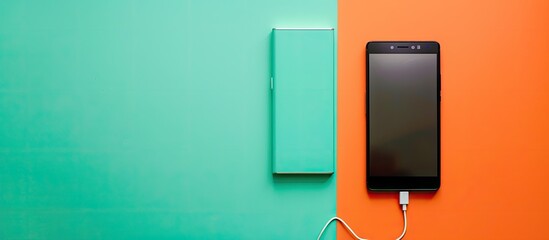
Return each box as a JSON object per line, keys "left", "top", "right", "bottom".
{"left": 271, "top": 28, "right": 335, "bottom": 174}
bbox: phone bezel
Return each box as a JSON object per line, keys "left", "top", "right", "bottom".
{"left": 366, "top": 41, "right": 441, "bottom": 191}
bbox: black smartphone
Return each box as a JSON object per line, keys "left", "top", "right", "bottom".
{"left": 366, "top": 41, "right": 440, "bottom": 191}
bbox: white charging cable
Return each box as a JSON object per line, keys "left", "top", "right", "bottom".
{"left": 316, "top": 191, "right": 409, "bottom": 240}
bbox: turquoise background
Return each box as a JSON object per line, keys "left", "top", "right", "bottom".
{"left": 0, "top": 0, "right": 336, "bottom": 239}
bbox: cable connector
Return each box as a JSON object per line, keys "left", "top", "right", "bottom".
{"left": 399, "top": 191, "right": 409, "bottom": 211}
{"left": 396, "top": 191, "right": 409, "bottom": 240}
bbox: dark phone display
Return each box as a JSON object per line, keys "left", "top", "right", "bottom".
{"left": 369, "top": 54, "right": 438, "bottom": 177}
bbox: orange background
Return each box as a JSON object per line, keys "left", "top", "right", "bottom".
{"left": 337, "top": 0, "right": 549, "bottom": 239}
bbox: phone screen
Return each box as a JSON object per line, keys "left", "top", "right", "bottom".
{"left": 368, "top": 53, "right": 438, "bottom": 177}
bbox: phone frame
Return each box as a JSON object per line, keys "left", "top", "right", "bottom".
{"left": 366, "top": 41, "right": 441, "bottom": 191}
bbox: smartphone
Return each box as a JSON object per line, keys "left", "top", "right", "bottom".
{"left": 366, "top": 41, "right": 440, "bottom": 191}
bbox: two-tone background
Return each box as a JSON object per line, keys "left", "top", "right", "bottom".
{"left": 1, "top": 0, "right": 548, "bottom": 239}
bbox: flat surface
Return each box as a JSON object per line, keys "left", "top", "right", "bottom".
{"left": 272, "top": 29, "right": 335, "bottom": 174}
{"left": 338, "top": 0, "right": 549, "bottom": 239}
{"left": 0, "top": 1, "right": 337, "bottom": 239}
